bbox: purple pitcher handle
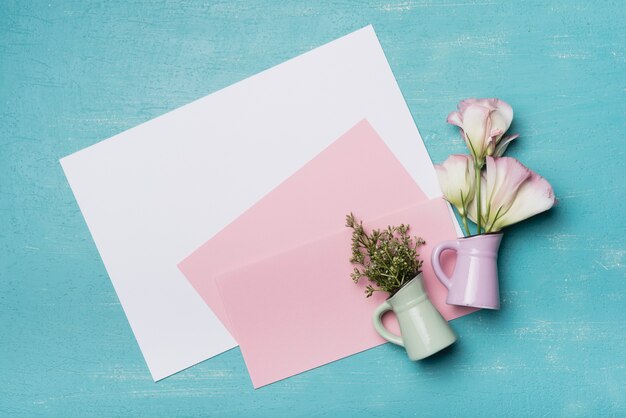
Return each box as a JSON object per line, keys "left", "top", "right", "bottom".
{"left": 431, "top": 240, "right": 459, "bottom": 290}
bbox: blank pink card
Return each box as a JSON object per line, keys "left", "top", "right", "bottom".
{"left": 179, "top": 120, "right": 431, "bottom": 332}
{"left": 216, "top": 198, "right": 475, "bottom": 388}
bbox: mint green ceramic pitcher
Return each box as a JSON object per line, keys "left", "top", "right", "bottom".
{"left": 372, "top": 273, "right": 457, "bottom": 360}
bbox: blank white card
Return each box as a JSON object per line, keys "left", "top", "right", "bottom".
{"left": 60, "top": 25, "right": 447, "bottom": 380}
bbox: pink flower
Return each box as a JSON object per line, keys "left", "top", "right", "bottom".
{"left": 468, "top": 157, "right": 555, "bottom": 232}
{"left": 435, "top": 155, "right": 475, "bottom": 216}
{"left": 447, "top": 98, "right": 519, "bottom": 161}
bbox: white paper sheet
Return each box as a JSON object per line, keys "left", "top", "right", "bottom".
{"left": 60, "top": 25, "right": 449, "bottom": 381}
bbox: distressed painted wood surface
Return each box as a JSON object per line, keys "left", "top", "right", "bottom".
{"left": 1, "top": 0, "right": 624, "bottom": 416}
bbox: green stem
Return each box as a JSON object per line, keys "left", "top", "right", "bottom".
{"left": 459, "top": 192, "right": 471, "bottom": 237}
{"left": 474, "top": 161, "right": 483, "bottom": 234}
{"left": 486, "top": 206, "right": 503, "bottom": 233}
{"left": 461, "top": 214, "right": 471, "bottom": 237}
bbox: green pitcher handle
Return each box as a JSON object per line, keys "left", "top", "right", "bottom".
{"left": 372, "top": 301, "right": 404, "bottom": 347}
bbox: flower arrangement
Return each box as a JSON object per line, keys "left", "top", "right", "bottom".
{"left": 346, "top": 213, "right": 425, "bottom": 297}
{"left": 348, "top": 214, "right": 457, "bottom": 361}
{"left": 437, "top": 98, "right": 556, "bottom": 235}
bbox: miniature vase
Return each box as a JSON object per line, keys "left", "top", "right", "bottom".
{"left": 372, "top": 274, "right": 457, "bottom": 360}
{"left": 431, "top": 233, "right": 503, "bottom": 310}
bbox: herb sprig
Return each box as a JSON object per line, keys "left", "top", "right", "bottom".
{"left": 346, "top": 213, "right": 425, "bottom": 298}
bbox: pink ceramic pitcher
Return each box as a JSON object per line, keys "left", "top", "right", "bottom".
{"left": 431, "top": 233, "right": 503, "bottom": 310}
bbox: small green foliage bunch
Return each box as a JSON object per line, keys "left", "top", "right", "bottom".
{"left": 346, "top": 213, "right": 425, "bottom": 298}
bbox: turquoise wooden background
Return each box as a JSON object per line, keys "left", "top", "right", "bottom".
{"left": 1, "top": 0, "right": 624, "bottom": 416}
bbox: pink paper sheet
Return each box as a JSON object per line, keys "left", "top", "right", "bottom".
{"left": 179, "top": 120, "right": 431, "bottom": 331}
{"left": 216, "top": 199, "right": 475, "bottom": 388}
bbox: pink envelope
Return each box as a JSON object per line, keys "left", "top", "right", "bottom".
{"left": 215, "top": 199, "right": 475, "bottom": 388}
{"left": 179, "top": 119, "right": 432, "bottom": 331}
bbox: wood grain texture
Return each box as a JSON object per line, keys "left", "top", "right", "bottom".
{"left": 1, "top": 0, "right": 624, "bottom": 416}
